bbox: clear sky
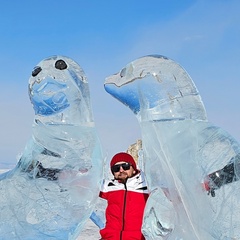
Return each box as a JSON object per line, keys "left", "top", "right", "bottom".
{"left": 0, "top": 0, "right": 239, "bottom": 168}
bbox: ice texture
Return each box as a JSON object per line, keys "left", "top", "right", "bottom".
{"left": 104, "top": 55, "right": 240, "bottom": 239}
{"left": 0, "top": 56, "right": 103, "bottom": 239}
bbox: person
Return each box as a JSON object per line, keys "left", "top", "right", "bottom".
{"left": 99, "top": 152, "right": 149, "bottom": 240}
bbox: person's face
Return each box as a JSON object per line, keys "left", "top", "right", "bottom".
{"left": 112, "top": 161, "right": 136, "bottom": 183}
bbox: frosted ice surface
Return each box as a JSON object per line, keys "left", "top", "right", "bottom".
{"left": 104, "top": 55, "right": 240, "bottom": 239}
{"left": 0, "top": 56, "right": 103, "bottom": 240}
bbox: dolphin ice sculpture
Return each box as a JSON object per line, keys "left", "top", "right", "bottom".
{"left": 104, "top": 55, "right": 240, "bottom": 239}
{"left": 0, "top": 56, "right": 103, "bottom": 239}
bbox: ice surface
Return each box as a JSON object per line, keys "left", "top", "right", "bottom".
{"left": 0, "top": 56, "right": 103, "bottom": 240}
{"left": 104, "top": 55, "right": 240, "bottom": 239}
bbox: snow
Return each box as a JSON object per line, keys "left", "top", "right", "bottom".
{"left": 77, "top": 219, "right": 100, "bottom": 240}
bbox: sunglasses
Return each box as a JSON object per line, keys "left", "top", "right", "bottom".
{"left": 111, "top": 163, "right": 131, "bottom": 173}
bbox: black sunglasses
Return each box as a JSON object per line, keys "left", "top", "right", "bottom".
{"left": 111, "top": 163, "right": 131, "bottom": 173}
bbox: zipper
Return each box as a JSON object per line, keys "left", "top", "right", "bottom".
{"left": 120, "top": 182, "right": 128, "bottom": 240}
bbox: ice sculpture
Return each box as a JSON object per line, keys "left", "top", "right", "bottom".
{"left": 104, "top": 55, "right": 240, "bottom": 239}
{"left": 0, "top": 56, "right": 103, "bottom": 239}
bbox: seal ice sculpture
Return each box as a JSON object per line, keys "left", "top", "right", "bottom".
{"left": 104, "top": 55, "right": 240, "bottom": 239}
{"left": 0, "top": 56, "right": 103, "bottom": 239}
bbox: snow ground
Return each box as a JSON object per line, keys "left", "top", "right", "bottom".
{"left": 77, "top": 219, "right": 101, "bottom": 239}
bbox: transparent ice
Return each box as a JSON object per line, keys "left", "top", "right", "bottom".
{"left": 104, "top": 55, "right": 240, "bottom": 239}
{"left": 0, "top": 56, "right": 103, "bottom": 240}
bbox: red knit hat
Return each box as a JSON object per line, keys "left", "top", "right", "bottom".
{"left": 110, "top": 152, "right": 137, "bottom": 171}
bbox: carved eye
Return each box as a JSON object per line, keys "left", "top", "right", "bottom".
{"left": 55, "top": 59, "right": 67, "bottom": 70}
{"left": 32, "top": 66, "right": 42, "bottom": 77}
{"left": 120, "top": 67, "right": 126, "bottom": 77}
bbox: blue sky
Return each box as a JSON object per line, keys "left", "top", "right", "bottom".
{"left": 0, "top": 0, "right": 239, "bottom": 168}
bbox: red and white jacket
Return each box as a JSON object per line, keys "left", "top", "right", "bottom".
{"left": 99, "top": 171, "right": 149, "bottom": 240}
